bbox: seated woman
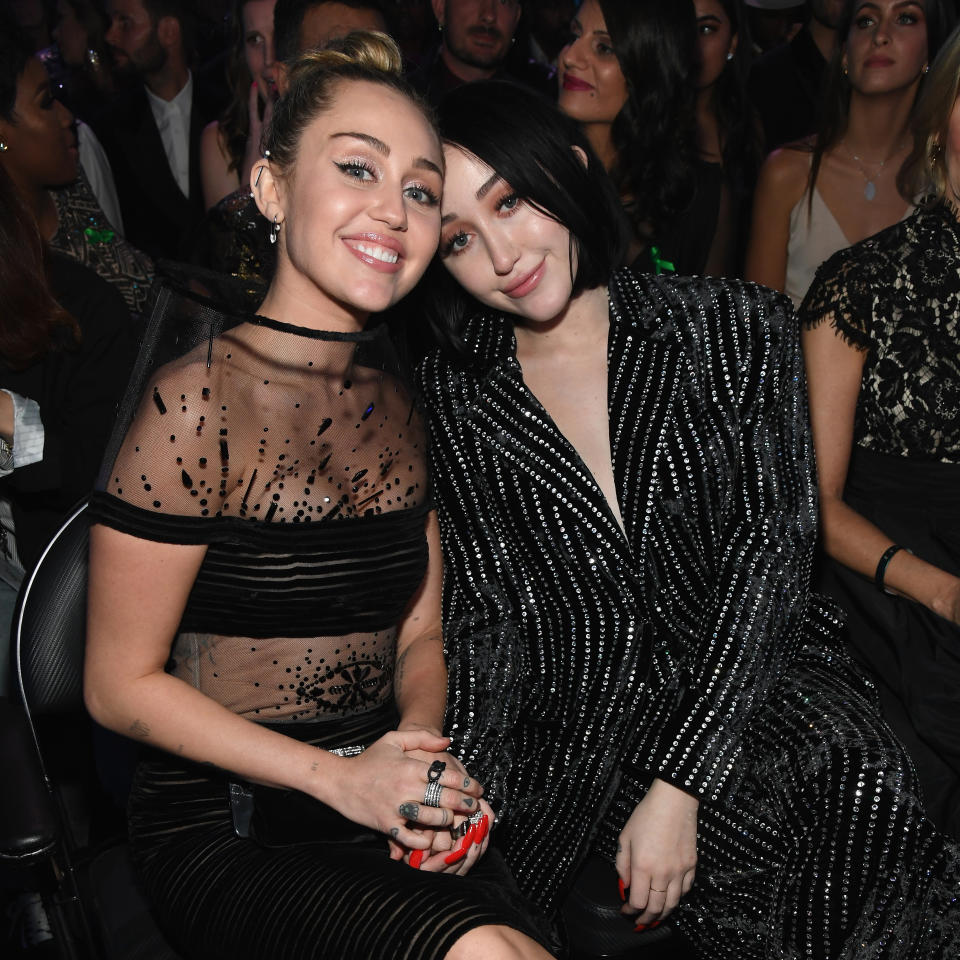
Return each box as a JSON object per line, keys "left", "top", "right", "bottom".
{"left": 417, "top": 78, "right": 960, "bottom": 958}
{"left": 800, "top": 25, "right": 960, "bottom": 836}
{"left": 558, "top": 0, "right": 754, "bottom": 277}
{"left": 83, "top": 34, "right": 551, "bottom": 960}
{"left": 200, "top": 0, "right": 278, "bottom": 212}
{"left": 0, "top": 15, "right": 154, "bottom": 315}
{"left": 746, "top": 0, "right": 954, "bottom": 306}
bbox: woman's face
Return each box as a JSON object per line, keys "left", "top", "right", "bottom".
{"left": 53, "top": 0, "right": 89, "bottom": 67}
{"left": 0, "top": 57, "right": 77, "bottom": 191}
{"left": 439, "top": 145, "right": 576, "bottom": 325}
{"left": 258, "top": 80, "right": 443, "bottom": 321}
{"left": 695, "top": 0, "right": 737, "bottom": 91}
{"left": 557, "top": 0, "right": 628, "bottom": 128}
{"left": 843, "top": 0, "right": 929, "bottom": 96}
{"left": 243, "top": 0, "right": 278, "bottom": 103}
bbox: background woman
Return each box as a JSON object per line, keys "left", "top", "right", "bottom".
{"left": 0, "top": 15, "right": 154, "bottom": 314}
{"left": 418, "top": 78, "right": 960, "bottom": 958}
{"left": 746, "top": 0, "right": 954, "bottom": 306}
{"left": 800, "top": 26, "right": 960, "bottom": 835}
{"left": 200, "top": 0, "right": 277, "bottom": 211}
{"left": 84, "top": 34, "right": 551, "bottom": 960}
{"left": 558, "top": 0, "right": 744, "bottom": 277}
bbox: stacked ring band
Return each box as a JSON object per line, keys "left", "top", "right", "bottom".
{"left": 423, "top": 779, "right": 444, "bottom": 807}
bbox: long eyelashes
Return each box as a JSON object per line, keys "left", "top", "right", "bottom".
{"left": 440, "top": 231, "right": 470, "bottom": 257}
{"left": 335, "top": 159, "right": 439, "bottom": 206}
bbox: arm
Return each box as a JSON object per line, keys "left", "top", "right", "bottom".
{"left": 84, "top": 519, "right": 480, "bottom": 849}
{"left": 200, "top": 121, "right": 240, "bottom": 211}
{"left": 803, "top": 320, "right": 960, "bottom": 623}
{"left": 744, "top": 147, "right": 808, "bottom": 292}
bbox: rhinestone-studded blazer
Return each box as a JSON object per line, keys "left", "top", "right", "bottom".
{"left": 418, "top": 268, "right": 838, "bottom": 910}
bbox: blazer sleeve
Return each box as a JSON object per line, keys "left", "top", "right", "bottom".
{"left": 631, "top": 278, "right": 819, "bottom": 802}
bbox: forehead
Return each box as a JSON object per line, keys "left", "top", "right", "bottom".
{"left": 440, "top": 146, "right": 496, "bottom": 207}
{"left": 300, "top": 3, "right": 387, "bottom": 49}
{"left": 695, "top": 0, "right": 729, "bottom": 19}
{"left": 304, "top": 80, "right": 441, "bottom": 160}
{"left": 109, "top": 0, "right": 148, "bottom": 18}
{"left": 18, "top": 56, "right": 49, "bottom": 95}
{"left": 446, "top": 0, "right": 519, "bottom": 23}
{"left": 242, "top": 0, "right": 276, "bottom": 31}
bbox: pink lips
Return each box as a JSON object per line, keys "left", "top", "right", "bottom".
{"left": 341, "top": 233, "right": 404, "bottom": 274}
{"left": 503, "top": 259, "right": 546, "bottom": 299}
{"left": 864, "top": 55, "right": 894, "bottom": 68}
{"left": 562, "top": 74, "right": 594, "bottom": 92}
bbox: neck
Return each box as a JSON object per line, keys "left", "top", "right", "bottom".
{"left": 256, "top": 254, "right": 368, "bottom": 357}
{"left": 807, "top": 18, "right": 838, "bottom": 62}
{"left": 583, "top": 123, "right": 618, "bottom": 173}
{"left": 145, "top": 59, "right": 189, "bottom": 101}
{"left": 439, "top": 46, "right": 497, "bottom": 84}
{"left": 513, "top": 283, "right": 609, "bottom": 357}
{"left": 13, "top": 177, "right": 59, "bottom": 240}
{"left": 696, "top": 86, "right": 721, "bottom": 158}
{"left": 845, "top": 85, "right": 918, "bottom": 157}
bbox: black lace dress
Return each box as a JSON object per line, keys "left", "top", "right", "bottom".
{"left": 800, "top": 200, "right": 960, "bottom": 835}
{"left": 87, "top": 294, "right": 544, "bottom": 960}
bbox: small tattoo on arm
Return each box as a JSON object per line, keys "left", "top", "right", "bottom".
{"left": 310, "top": 761, "right": 319, "bottom": 772}
{"left": 394, "top": 647, "right": 410, "bottom": 693}
{"left": 399, "top": 802, "right": 420, "bottom": 821}
{"left": 129, "top": 719, "right": 150, "bottom": 739}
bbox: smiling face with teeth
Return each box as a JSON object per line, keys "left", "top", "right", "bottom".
{"left": 253, "top": 79, "right": 444, "bottom": 330}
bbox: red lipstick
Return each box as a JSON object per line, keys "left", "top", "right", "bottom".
{"left": 562, "top": 74, "right": 594, "bottom": 92}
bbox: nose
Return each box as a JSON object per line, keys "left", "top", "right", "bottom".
{"left": 562, "top": 34, "right": 587, "bottom": 68}
{"left": 56, "top": 98, "right": 74, "bottom": 128}
{"left": 264, "top": 34, "right": 276, "bottom": 69}
{"left": 371, "top": 187, "right": 408, "bottom": 231}
{"left": 105, "top": 18, "right": 119, "bottom": 47}
{"left": 486, "top": 230, "right": 520, "bottom": 276}
{"left": 477, "top": 0, "right": 497, "bottom": 23}
{"left": 872, "top": 16, "right": 892, "bottom": 45}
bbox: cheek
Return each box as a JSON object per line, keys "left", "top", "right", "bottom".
{"left": 597, "top": 66, "right": 628, "bottom": 116}
{"left": 443, "top": 253, "right": 494, "bottom": 303}
{"left": 245, "top": 47, "right": 264, "bottom": 79}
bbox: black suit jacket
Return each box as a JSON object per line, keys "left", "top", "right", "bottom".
{"left": 418, "top": 269, "right": 840, "bottom": 911}
{"left": 91, "top": 77, "right": 217, "bottom": 261}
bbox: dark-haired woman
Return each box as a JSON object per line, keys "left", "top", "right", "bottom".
{"left": 199, "top": 0, "right": 277, "bottom": 211}
{"left": 800, "top": 27, "right": 960, "bottom": 836}
{"left": 418, "top": 77, "right": 960, "bottom": 959}
{"left": 746, "top": 0, "right": 955, "bottom": 306}
{"left": 694, "top": 0, "right": 763, "bottom": 275}
{"left": 0, "top": 165, "right": 134, "bottom": 695}
{"left": 84, "top": 33, "right": 552, "bottom": 960}
{"left": 559, "top": 0, "right": 751, "bottom": 277}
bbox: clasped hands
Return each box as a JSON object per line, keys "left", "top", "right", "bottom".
{"left": 329, "top": 728, "right": 491, "bottom": 876}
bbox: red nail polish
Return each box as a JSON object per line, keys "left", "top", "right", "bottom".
{"left": 476, "top": 816, "right": 489, "bottom": 843}
{"left": 444, "top": 847, "right": 467, "bottom": 865}
{"left": 634, "top": 924, "right": 648, "bottom": 933}
{"left": 650, "top": 921, "right": 661, "bottom": 929}
{"left": 618, "top": 878, "right": 626, "bottom": 902}
{"left": 409, "top": 849, "right": 424, "bottom": 869}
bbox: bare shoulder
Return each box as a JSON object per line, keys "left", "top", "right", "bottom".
{"left": 757, "top": 142, "right": 811, "bottom": 196}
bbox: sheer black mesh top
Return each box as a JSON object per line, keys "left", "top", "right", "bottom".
{"left": 89, "top": 305, "right": 429, "bottom": 723}
{"left": 800, "top": 201, "right": 960, "bottom": 462}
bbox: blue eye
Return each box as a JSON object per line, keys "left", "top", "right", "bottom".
{"left": 336, "top": 161, "right": 375, "bottom": 181}
{"left": 442, "top": 231, "right": 471, "bottom": 256}
{"left": 404, "top": 184, "right": 440, "bottom": 206}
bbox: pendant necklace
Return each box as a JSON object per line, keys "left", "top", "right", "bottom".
{"left": 841, "top": 139, "right": 904, "bottom": 202}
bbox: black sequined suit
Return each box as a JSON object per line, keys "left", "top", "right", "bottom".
{"left": 418, "top": 269, "right": 960, "bottom": 958}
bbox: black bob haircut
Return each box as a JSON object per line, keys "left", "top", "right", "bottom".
{"left": 424, "top": 80, "right": 628, "bottom": 357}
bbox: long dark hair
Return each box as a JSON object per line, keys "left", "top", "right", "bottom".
{"left": 706, "top": 0, "right": 763, "bottom": 198}
{"left": 0, "top": 12, "right": 33, "bottom": 121}
{"left": 217, "top": 0, "right": 263, "bottom": 175}
{"left": 0, "top": 167, "right": 80, "bottom": 370}
{"left": 807, "top": 0, "right": 956, "bottom": 205}
{"left": 599, "top": 0, "right": 699, "bottom": 253}
{"left": 424, "top": 81, "right": 628, "bottom": 357}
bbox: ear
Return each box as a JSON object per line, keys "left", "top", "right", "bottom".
{"left": 431, "top": 0, "right": 445, "bottom": 27}
{"left": 156, "top": 15, "right": 180, "bottom": 52}
{"left": 571, "top": 144, "right": 588, "bottom": 168}
{"left": 250, "top": 159, "right": 285, "bottom": 225}
{"left": 729, "top": 32, "right": 739, "bottom": 58}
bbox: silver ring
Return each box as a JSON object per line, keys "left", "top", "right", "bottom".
{"left": 423, "top": 779, "right": 444, "bottom": 807}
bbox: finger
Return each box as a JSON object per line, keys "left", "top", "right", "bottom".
{"left": 388, "top": 823, "right": 432, "bottom": 850}
{"left": 387, "top": 837, "right": 405, "bottom": 861}
{"left": 438, "top": 768, "right": 483, "bottom": 797}
{"left": 662, "top": 879, "right": 682, "bottom": 919}
{"left": 681, "top": 867, "right": 696, "bottom": 897}
{"left": 625, "top": 870, "right": 652, "bottom": 915}
{"left": 248, "top": 80, "right": 259, "bottom": 124}
{"left": 397, "top": 801, "right": 460, "bottom": 829}
{"left": 634, "top": 882, "right": 669, "bottom": 927}
{"left": 396, "top": 730, "right": 451, "bottom": 754}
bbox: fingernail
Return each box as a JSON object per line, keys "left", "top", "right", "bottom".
{"left": 634, "top": 924, "right": 648, "bottom": 933}
{"left": 618, "top": 878, "right": 626, "bottom": 902}
{"left": 409, "top": 849, "right": 424, "bottom": 869}
{"left": 252, "top": 80, "right": 258, "bottom": 88}
{"left": 473, "top": 817, "right": 487, "bottom": 844}
{"left": 651, "top": 921, "right": 661, "bottom": 929}
{"left": 444, "top": 846, "right": 467, "bottom": 865}
{"left": 480, "top": 815, "right": 489, "bottom": 841}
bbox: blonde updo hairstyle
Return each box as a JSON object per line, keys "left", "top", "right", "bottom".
{"left": 262, "top": 31, "right": 434, "bottom": 180}
{"left": 898, "top": 24, "right": 960, "bottom": 205}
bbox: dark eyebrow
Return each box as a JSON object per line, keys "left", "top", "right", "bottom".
{"left": 415, "top": 157, "right": 443, "bottom": 177}
{"left": 697, "top": 14, "right": 721, "bottom": 22}
{"left": 330, "top": 131, "right": 389, "bottom": 154}
{"left": 476, "top": 171, "right": 502, "bottom": 201}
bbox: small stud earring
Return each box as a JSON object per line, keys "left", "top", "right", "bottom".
{"left": 726, "top": 51, "right": 734, "bottom": 61}
{"left": 922, "top": 63, "right": 929, "bottom": 74}
{"left": 0, "top": 141, "right": 7, "bottom": 152}
{"left": 269, "top": 214, "right": 281, "bottom": 244}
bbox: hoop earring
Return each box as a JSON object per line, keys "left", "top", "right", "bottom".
{"left": 269, "top": 214, "right": 281, "bottom": 245}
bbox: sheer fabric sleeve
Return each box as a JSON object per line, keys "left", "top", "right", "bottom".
{"left": 799, "top": 246, "right": 875, "bottom": 353}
